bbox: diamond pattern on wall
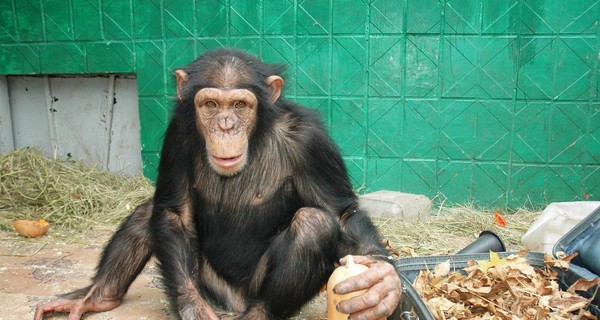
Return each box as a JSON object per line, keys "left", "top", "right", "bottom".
{"left": 262, "top": 37, "right": 296, "bottom": 95}
{"left": 136, "top": 41, "right": 166, "bottom": 96}
{"left": 437, "top": 161, "right": 471, "bottom": 203}
{"left": 546, "top": 166, "right": 584, "bottom": 202}
{"left": 15, "top": 0, "right": 44, "bottom": 41}
{"left": 472, "top": 163, "right": 508, "bottom": 207}
{"left": 297, "top": 0, "right": 330, "bottom": 35}
{"left": 437, "top": 100, "right": 513, "bottom": 162}
{"left": 332, "top": 37, "right": 366, "bottom": 95}
{"left": 39, "top": 44, "right": 85, "bottom": 74}
{"left": 262, "top": 37, "right": 296, "bottom": 67}
{"left": 103, "top": 0, "right": 133, "bottom": 40}
{"left": 406, "top": 0, "right": 443, "bottom": 33}
{"left": 73, "top": 0, "right": 102, "bottom": 40}
{"left": 584, "top": 166, "right": 599, "bottom": 200}
{"left": 331, "top": 98, "right": 366, "bottom": 157}
{"left": 404, "top": 99, "right": 438, "bottom": 158}
{"left": 165, "top": 39, "right": 196, "bottom": 95}
{"left": 369, "top": 0, "right": 403, "bottom": 34}
{"left": 366, "top": 159, "right": 402, "bottom": 191}
{"left": 0, "top": 45, "right": 39, "bottom": 74}
{"left": 332, "top": 1, "right": 365, "bottom": 34}
{"left": 368, "top": 36, "right": 403, "bottom": 96}
{"left": 591, "top": 104, "right": 600, "bottom": 163}
{"left": 442, "top": 36, "right": 516, "bottom": 99}
{"left": 518, "top": 37, "right": 594, "bottom": 100}
{"left": 165, "top": 40, "right": 196, "bottom": 72}
{"left": 230, "top": 0, "right": 261, "bottom": 35}
{"left": 513, "top": 102, "right": 590, "bottom": 165}
{"left": 547, "top": 103, "right": 588, "bottom": 163}
{"left": 444, "top": 0, "right": 480, "bottom": 34}
{"left": 521, "top": 0, "right": 599, "bottom": 34}
{"left": 264, "top": 0, "right": 295, "bottom": 35}
{"left": 86, "top": 42, "right": 135, "bottom": 73}
{"left": 344, "top": 157, "right": 366, "bottom": 190}
{"left": 481, "top": 0, "right": 520, "bottom": 34}
{"left": 43, "top": 1, "right": 73, "bottom": 41}
{"left": 402, "top": 160, "right": 436, "bottom": 196}
{"left": 513, "top": 101, "right": 548, "bottom": 163}
{"left": 405, "top": 35, "right": 439, "bottom": 97}
{"left": 133, "top": 0, "right": 162, "bottom": 39}
{"left": 295, "top": 97, "right": 329, "bottom": 126}
{"left": 230, "top": 37, "right": 261, "bottom": 57}
{"left": 296, "top": 37, "right": 330, "bottom": 95}
{"left": 0, "top": 1, "right": 17, "bottom": 42}
{"left": 197, "top": 0, "right": 227, "bottom": 36}
{"left": 163, "top": 0, "right": 195, "bottom": 38}
{"left": 0, "top": 0, "right": 598, "bottom": 208}
{"left": 474, "top": 101, "right": 512, "bottom": 161}
{"left": 139, "top": 97, "right": 171, "bottom": 152}
{"left": 509, "top": 164, "right": 546, "bottom": 208}
{"left": 438, "top": 100, "right": 476, "bottom": 160}
{"left": 196, "top": 38, "right": 227, "bottom": 54}
{"left": 367, "top": 99, "right": 403, "bottom": 157}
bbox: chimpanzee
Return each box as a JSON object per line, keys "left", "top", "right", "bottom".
{"left": 34, "top": 47, "right": 401, "bottom": 320}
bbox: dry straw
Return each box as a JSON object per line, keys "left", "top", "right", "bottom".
{"left": 0, "top": 148, "right": 153, "bottom": 231}
{"left": 374, "top": 206, "right": 540, "bottom": 256}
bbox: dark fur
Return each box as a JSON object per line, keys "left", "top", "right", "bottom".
{"left": 50, "top": 48, "right": 388, "bottom": 320}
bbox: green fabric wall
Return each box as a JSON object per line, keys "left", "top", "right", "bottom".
{"left": 1, "top": 0, "right": 599, "bottom": 208}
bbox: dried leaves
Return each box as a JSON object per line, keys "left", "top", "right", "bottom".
{"left": 413, "top": 251, "right": 599, "bottom": 320}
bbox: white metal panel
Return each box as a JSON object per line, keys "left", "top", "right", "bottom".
{"left": 50, "top": 76, "right": 113, "bottom": 168}
{"left": 8, "top": 77, "right": 52, "bottom": 154}
{"left": 108, "top": 78, "right": 142, "bottom": 175}
{"left": 0, "top": 76, "right": 14, "bottom": 153}
{"left": 5, "top": 75, "right": 142, "bottom": 176}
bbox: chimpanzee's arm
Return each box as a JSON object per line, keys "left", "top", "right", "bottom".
{"left": 291, "top": 107, "right": 402, "bottom": 320}
{"left": 289, "top": 108, "right": 386, "bottom": 257}
{"left": 149, "top": 123, "right": 219, "bottom": 320}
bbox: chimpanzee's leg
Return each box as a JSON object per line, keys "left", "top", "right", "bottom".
{"left": 34, "top": 201, "right": 154, "bottom": 320}
{"left": 242, "top": 207, "right": 340, "bottom": 319}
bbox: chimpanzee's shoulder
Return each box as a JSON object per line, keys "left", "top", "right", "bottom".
{"left": 273, "top": 99, "right": 339, "bottom": 156}
{"left": 278, "top": 99, "right": 326, "bottom": 129}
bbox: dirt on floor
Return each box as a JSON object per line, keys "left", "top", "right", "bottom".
{"left": 0, "top": 227, "right": 331, "bottom": 320}
{"left": 1, "top": 229, "right": 170, "bottom": 320}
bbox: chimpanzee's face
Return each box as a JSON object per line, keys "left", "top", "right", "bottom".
{"left": 193, "top": 87, "right": 258, "bottom": 176}
{"left": 174, "top": 54, "right": 283, "bottom": 177}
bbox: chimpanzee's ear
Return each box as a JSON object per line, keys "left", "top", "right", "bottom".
{"left": 265, "top": 75, "right": 283, "bottom": 104}
{"left": 175, "top": 70, "right": 189, "bottom": 101}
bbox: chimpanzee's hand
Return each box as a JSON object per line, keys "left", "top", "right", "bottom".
{"left": 333, "top": 255, "right": 401, "bottom": 320}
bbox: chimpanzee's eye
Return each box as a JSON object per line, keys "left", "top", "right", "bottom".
{"left": 234, "top": 101, "right": 247, "bottom": 109}
{"left": 205, "top": 100, "right": 218, "bottom": 109}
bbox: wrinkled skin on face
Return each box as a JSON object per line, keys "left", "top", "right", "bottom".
{"left": 194, "top": 87, "right": 257, "bottom": 176}
{"left": 175, "top": 70, "right": 282, "bottom": 176}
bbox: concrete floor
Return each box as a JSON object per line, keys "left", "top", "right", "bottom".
{"left": 0, "top": 229, "right": 328, "bottom": 320}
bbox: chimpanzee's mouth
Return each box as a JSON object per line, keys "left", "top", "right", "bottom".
{"left": 211, "top": 155, "right": 243, "bottom": 169}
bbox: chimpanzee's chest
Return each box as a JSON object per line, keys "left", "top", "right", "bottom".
{"left": 195, "top": 177, "right": 302, "bottom": 285}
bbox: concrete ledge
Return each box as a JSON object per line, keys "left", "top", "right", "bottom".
{"left": 358, "top": 190, "right": 432, "bottom": 221}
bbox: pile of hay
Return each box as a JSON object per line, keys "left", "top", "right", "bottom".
{"left": 374, "top": 207, "right": 540, "bottom": 256}
{"left": 0, "top": 148, "right": 153, "bottom": 231}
